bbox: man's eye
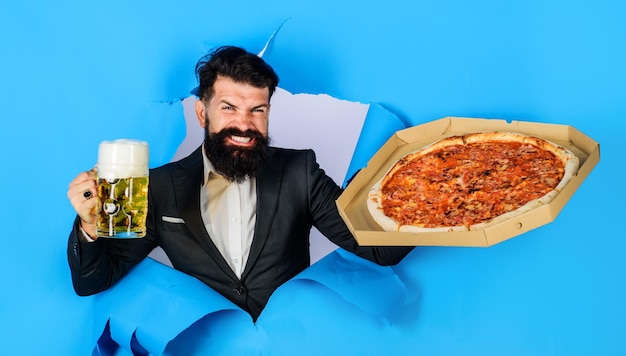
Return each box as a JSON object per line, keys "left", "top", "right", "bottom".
{"left": 252, "top": 108, "right": 266, "bottom": 113}
{"left": 222, "top": 106, "right": 234, "bottom": 111}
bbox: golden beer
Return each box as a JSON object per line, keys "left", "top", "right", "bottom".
{"left": 96, "top": 176, "right": 149, "bottom": 238}
{"left": 96, "top": 139, "right": 149, "bottom": 238}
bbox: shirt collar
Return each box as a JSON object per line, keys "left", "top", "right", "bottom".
{"left": 202, "top": 145, "right": 219, "bottom": 186}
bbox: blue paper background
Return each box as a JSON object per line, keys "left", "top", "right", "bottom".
{"left": 1, "top": 0, "right": 623, "bottom": 354}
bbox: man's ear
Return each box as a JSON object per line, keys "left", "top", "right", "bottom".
{"left": 195, "top": 99, "right": 207, "bottom": 128}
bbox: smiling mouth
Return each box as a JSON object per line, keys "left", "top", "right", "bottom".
{"left": 227, "top": 135, "right": 255, "bottom": 146}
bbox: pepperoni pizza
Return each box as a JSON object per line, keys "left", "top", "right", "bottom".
{"left": 367, "top": 131, "right": 579, "bottom": 232}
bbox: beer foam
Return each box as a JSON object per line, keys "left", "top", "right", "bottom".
{"left": 98, "top": 139, "right": 149, "bottom": 178}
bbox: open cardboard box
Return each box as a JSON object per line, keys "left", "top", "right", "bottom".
{"left": 337, "top": 116, "right": 600, "bottom": 247}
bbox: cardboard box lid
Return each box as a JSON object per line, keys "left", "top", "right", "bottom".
{"left": 337, "top": 116, "right": 600, "bottom": 247}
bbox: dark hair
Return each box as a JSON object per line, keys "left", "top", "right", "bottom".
{"left": 194, "top": 46, "right": 279, "bottom": 101}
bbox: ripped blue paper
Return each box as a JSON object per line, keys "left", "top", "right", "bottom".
{"left": 344, "top": 103, "right": 408, "bottom": 187}
{"left": 89, "top": 248, "right": 413, "bottom": 355}
{"left": 92, "top": 258, "right": 249, "bottom": 355}
{"left": 284, "top": 248, "right": 409, "bottom": 322}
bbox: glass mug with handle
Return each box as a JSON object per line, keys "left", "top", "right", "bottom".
{"left": 96, "top": 139, "right": 149, "bottom": 238}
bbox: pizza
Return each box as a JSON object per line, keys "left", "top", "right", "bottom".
{"left": 367, "top": 131, "right": 579, "bottom": 233}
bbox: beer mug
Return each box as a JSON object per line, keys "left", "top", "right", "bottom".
{"left": 96, "top": 139, "right": 149, "bottom": 238}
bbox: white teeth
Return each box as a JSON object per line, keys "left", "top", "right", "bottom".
{"left": 231, "top": 135, "right": 251, "bottom": 143}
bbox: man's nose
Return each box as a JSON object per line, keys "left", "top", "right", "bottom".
{"left": 232, "top": 112, "right": 255, "bottom": 129}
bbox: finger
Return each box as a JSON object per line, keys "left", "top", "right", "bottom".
{"left": 68, "top": 176, "right": 98, "bottom": 222}
{"left": 87, "top": 166, "right": 97, "bottom": 179}
{"left": 68, "top": 168, "right": 97, "bottom": 197}
{"left": 68, "top": 166, "right": 97, "bottom": 189}
{"left": 71, "top": 191, "right": 98, "bottom": 226}
{"left": 68, "top": 173, "right": 91, "bottom": 191}
{"left": 69, "top": 187, "right": 97, "bottom": 209}
{"left": 68, "top": 179, "right": 97, "bottom": 202}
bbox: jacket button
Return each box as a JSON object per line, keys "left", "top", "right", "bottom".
{"left": 234, "top": 286, "right": 245, "bottom": 295}
{"left": 72, "top": 242, "right": 79, "bottom": 256}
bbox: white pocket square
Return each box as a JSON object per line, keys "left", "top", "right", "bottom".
{"left": 162, "top": 216, "right": 185, "bottom": 224}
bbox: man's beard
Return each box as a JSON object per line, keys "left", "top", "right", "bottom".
{"left": 204, "top": 126, "right": 270, "bottom": 183}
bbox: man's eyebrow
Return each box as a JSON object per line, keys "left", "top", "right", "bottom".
{"left": 220, "top": 99, "right": 237, "bottom": 108}
{"left": 251, "top": 103, "right": 269, "bottom": 111}
{"left": 219, "top": 100, "right": 267, "bottom": 110}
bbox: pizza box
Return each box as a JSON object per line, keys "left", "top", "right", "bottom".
{"left": 337, "top": 116, "right": 600, "bottom": 247}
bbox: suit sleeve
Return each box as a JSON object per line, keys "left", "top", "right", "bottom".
{"left": 67, "top": 201, "right": 158, "bottom": 296}
{"left": 305, "top": 150, "right": 414, "bottom": 265}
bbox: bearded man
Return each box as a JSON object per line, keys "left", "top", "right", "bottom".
{"left": 66, "top": 46, "right": 413, "bottom": 321}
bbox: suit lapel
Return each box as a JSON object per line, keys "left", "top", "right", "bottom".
{"left": 173, "top": 147, "right": 239, "bottom": 280}
{"left": 243, "top": 148, "right": 282, "bottom": 278}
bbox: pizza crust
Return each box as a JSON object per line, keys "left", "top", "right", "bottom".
{"left": 367, "top": 131, "right": 579, "bottom": 233}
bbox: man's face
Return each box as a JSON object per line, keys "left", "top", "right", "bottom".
{"left": 194, "top": 76, "right": 272, "bottom": 182}
{"left": 195, "top": 76, "right": 270, "bottom": 141}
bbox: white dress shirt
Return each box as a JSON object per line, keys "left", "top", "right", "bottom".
{"left": 200, "top": 148, "right": 256, "bottom": 279}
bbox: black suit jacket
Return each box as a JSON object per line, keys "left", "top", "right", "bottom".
{"left": 68, "top": 146, "right": 412, "bottom": 320}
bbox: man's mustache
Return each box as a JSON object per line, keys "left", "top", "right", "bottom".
{"left": 213, "top": 128, "right": 265, "bottom": 139}
{"left": 211, "top": 128, "right": 270, "bottom": 147}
